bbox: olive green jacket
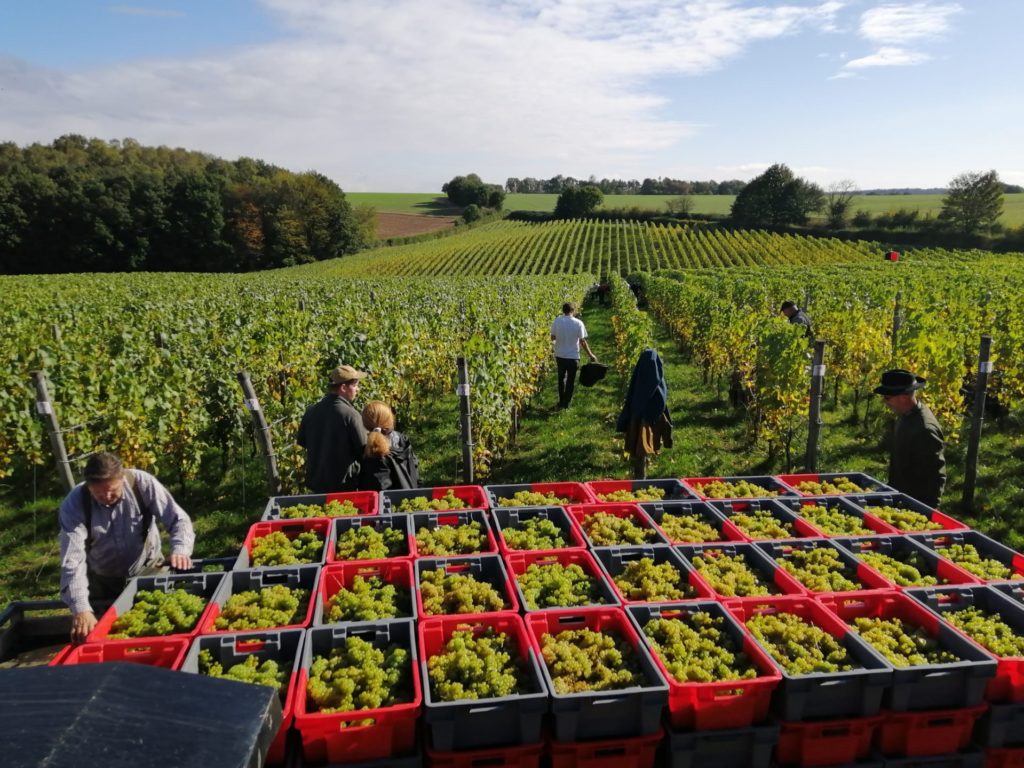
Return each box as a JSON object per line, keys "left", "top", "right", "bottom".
{"left": 889, "top": 401, "right": 946, "bottom": 507}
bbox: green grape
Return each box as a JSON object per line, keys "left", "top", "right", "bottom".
{"left": 729, "top": 510, "right": 793, "bottom": 540}
{"left": 427, "top": 628, "right": 530, "bottom": 701}
{"left": 398, "top": 489, "right": 467, "bottom": 512}
{"left": 199, "top": 649, "right": 288, "bottom": 695}
{"left": 612, "top": 557, "right": 694, "bottom": 602}
{"left": 496, "top": 490, "right": 571, "bottom": 507}
{"left": 415, "top": 521, "right": 487, "bottom": 556}
{"left": 698, "top": 480, "right": 779, "bottom": 499}
{"left": 335, "top": 525, "right": 406, "bottom": 560}
{"left": 108, "top": 588, "right": 207, "bottom": 638}
{"left": 658, "top": 512, "right": 721, "bottom": 543}
{"left": 502, "top": 517, "right": 568, "bottom": 550}
{"left": 643, "top": 613, "right": 759, "bottom": 683}
{"left": 691, "top": 551, "right": 778, "bottom": 597}
{"left": 250, "top": 530, "right": 324, "bottom": 566}
{"left": 794, "top": 477, "right": 865, "bottom": 495}
{"left": 280, "top": 499, "right": 361, "bottom": 519}
{"left": 540, "top": 628, "right": 645, "bottom": 693}
{"left": 944, "top": 606, "right": 1024, "bottom": 657}
{"left": 579, "top": 511, "right": 655, "bottom": 545}
{"left": 324, "top": 576, "right": 410, "bottom": 623}
{"left": 776, "top": 547, "right": 863, "bottom": 592}
{"left": 857, "top": 551, "right": 939, "bottom": 587}
{"left": 745, "top": 612, "right": 858, "bottom": 674}
{"left": 939, "top": 543, "right": 1024, "bottom": 581}
{"left": 419, "top": 568, "right": 507, "bottom": 615}
{"left": 851, "top": 616, "right": 961, "bottom": 667}
{"left": 864, "top": 506, "right": 943, "bottom": 531}
{"left": 306, "top": 636, "right": 412, "bottom": 714}
{"left": 213, "top": 585, "right": 309, "bottom": 630}
{"left": 597, "top": 487, "right": 666, "bottom": 502}
{"left": 797, "top": 505, "right": 872, "bottom": 536}
{"left": 515, "top": 562, "right": 606, "bottom": 609}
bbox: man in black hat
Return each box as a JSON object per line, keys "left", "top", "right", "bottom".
{"left": 874, "top": 368, "right": 946, "bottom": 507}
{"left": 780, "top": 300, "right": 812, "bottom": 339}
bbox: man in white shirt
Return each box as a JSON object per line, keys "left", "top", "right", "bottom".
{"left": 550, "top": 302, "right": 597, "bottom": 409}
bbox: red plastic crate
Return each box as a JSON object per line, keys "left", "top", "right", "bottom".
{"left": 199, "top": 565, "right": 321, "bottom": 635}
{"left": 677, "top": 542, "right": 807, "bottom": 601}
{"left": 294, "top": 621, "right": 421, "bottom": 764}
{"left": 586, "top": 478, "right": 693, "bottom": 503}
{"left": 491, "top": 505, "right": 589, "bottom": 553}
{"left": 627, "top": 601, "right": 781, "bottom": 730}
{"left": 418, "top": 613, "right": 547, "bottom": 751}
{"left": 710, "top": 499, "right": 822, "bottom": 542}
{"left": 415, "top": 555, "right": 519, "bottom": 618}
{"left": 486, "top": 481, "right": 596, "bottom": 508}
{"left": 911, "top": 531, "right": 1024, "bottom": 583}
{"left": 775, "top": 715, "right": 882, "bottom": 766}
{"left": 314, "top": 559, "right": 416, "bottom": 626}
{"left": 262, "top": 490, "right": 379, "bottom": 521}
{"left": 817, "top": 591, "right": 998, "bottom": 711}
{"left": 566, "top": 503, "right": 667, "bottom": 547}
{"left": 87, "top": 572, "right": 224, "bottom": 642}
{"left": 328, "top": 513, "right": 414, "bottom": 563}
{"left": 49, "top": 637, "right": 188, "bottom": 669}
{"left": 235, "top": 518, "right": 331, "bottom": 569}
{"left": 837, "top": 536, "right": 980, "bottom": 591}
{"left": 427, "top": 740, "right": 544, "bottom": 768}
{"left": 776, "top": 473, "right": 894, "bottom": 497}
{"left": 504, "top": 549, "right": 620, "bottom": 611}
{"left": 756, "top": 538, "right": 893, "bottom": 598}
{"left": 411, "top": 509, "right": 498, "bottom": 558}
{"left": 383, "top": 484, "right": 488, "bottom": 513}
{"left": 548, "top": 726, "right": 664, "bottom": 768}
{"left": 843, "top": 493, "right": 968, "bottom": 533}
{"left": 877, "top": 705, "right": 987, "bottom": 757}
{"left": 593, "top": 545, "right": 713, "bottom": 604}
{"left": 778, "top": 496, "right": 903, "bottom": 538}
{"left": 683, "top": 475, "right": 795, "bottom": 500}
{"left": 987, "top": 748, "right": 1024, "bottom": 767}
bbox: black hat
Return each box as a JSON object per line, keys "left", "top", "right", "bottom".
{"left": 579, "top": 362, "right": 608, "bottom": 387}
{"left": 873, "top": 369, "right": 926, "bottom": 396}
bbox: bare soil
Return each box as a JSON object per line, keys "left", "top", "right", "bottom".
{"left": 376, "top": 212, "right": 458, "bottom": 240}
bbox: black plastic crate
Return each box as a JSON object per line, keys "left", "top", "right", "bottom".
{"left": 881, "top": 750, "right": 985, "bottom": 768}
{"left": 835, "top": 535, "right": 979, "bottom": 590}
{"left": 640, "top": 500, "right": 745, "bottom": 545}
{"left": 776, "top": 495, "right": 902, "bottom": 538}
{"left": 411, "top": 509, "right": 497, "bottom": 558}
{"left": 709, "top": 498, "right": 820, "bottom": 541}
{"left": 586, "top": 478, "right": 694, "bottom": 503}
{"left": 489, "top": 505, "right": 587, "bottom": 552}
{"left": 593, "top": 545, "right": 711, "bottom": 604}
{"left": 414, "top": 555, "right": 518, "bottom": 617}
{"left": 677, "top": 541, "right": 807, "bottom": 599}
{"left": 756, "top": 538, "right": 892, "bottom": 596}
{"left": 776, "top": 472, "right": 895, "bottom": 497}
{"left": 974, "top": 701, "right": 1024, "bottom": 748}
{"left": 328, "top": 513, "right": 413, "bottom": 562}
{"left": 842, "top": 493, "right": 967, "bottom": 533}
{"left": 910, "top": 530, "right": 1024, "bottom": 583}
{"left": 663, "top": 720, "right": 778, "bottom": 768}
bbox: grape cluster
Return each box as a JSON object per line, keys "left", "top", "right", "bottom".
{"left": 597, "top": 487, "right": 666, "bottom": 502}
{"left": 324, "top": 576, "right": 410, "bottom": 623}
{"left": 797, "top": 505, "right": 872, "bottom": 536}
{"left": 250, "top": 530, "right": 323, "bottom": 566}
{"left": 398, "top": 489, "right": 467, "bottom": 512}
{"left": 419, "top": 568, "right": 508, "bottom": 615}
{"left": 427, "top": 628, "right": 529, "bottom": 701}
{"left": 540, "top": 628, "right": 645, "bottom": 693}
{"left": 612, "top": 557, "right": 693, "bottom": 602}
{"left": 281, "top": 499, "right": 360, "bottom": 519}
{"left": 863, "top": 505, "right": 942, "bottom": 532}
{"left": 776, "top": 547, "right": 862, "bottom": 592}
{"left": 939, "top": 543, "right": 1023, "bottom": 581}
{"left": 857, "top": 551, "right": 939, "bottom": 587}
{"left": 335, "top": 526, "right": 407, "bottom": 560}
{"left": 691, "top": 551, "right": 777, "bottom": 597}
{"left": 579, "top": 511, "right": 655, "bottom": 545}
{"left": 945, "top": 606, "right": 1024, "bottom": 657}
{"left": 643, "top": 613, "right": 758, "bottom": 683}
{"left": 502, "top": 517, "right": 568, "bottom": 550}
{"left": 306, "top": 636, "right": 412, "bottom": 714}
{"left": 745, "top": 612, "right": 857, "bottom": 674}
{"left": 658, "top": 512, "right": 721, "bottom": 543}
{"left": 698, "top": 480, "right": 778, "bottom": 499}
{"left": 199, "top": 649, "right": 288, "bottom": 694}
{"left": 108, "top": 588, "right": 206, "bottom": 638}
{"left": 415, "top": 521, "right": 488, "bottom": 556}
{"left": 497, "top": 490, "right": 571, "bottom": 507}
{"left": 213, "top": 585, "right": 309, "bottom": 630}
{"left": 729, "top": 510, "right": 793, "bottom": 540}
{"left": 851, "top": 616, "right": 961, "bottom": 667}
{"left": 515, "top": 562, "right": 606, "bottom": 609}
{"left": 794, "top": 477, "right": 865, "bottom": 495}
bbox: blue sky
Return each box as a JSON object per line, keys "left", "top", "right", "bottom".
{"left": 1, "top": 1, "right": 1022, "bottom": 192}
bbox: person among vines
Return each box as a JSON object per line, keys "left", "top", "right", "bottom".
{"left": 58, "top": 452, "right": 195, "bottom": 643}
{"left": 874, "top": 368, "right": 946, "bottom": 507}
{"left": 358, "top": 400, "right": 420, "bottom": 491}
{"left": 297, "top": 364, "right": 369, "bottom": 493}
{"left": 550, "top": 302, "right": 598, "bottom": 410}
{"left": 780, "top": 300, "right": 812, "bottom": 339}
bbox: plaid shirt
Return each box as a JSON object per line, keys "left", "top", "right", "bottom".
{"left": 58, "top": 469, "right": 195, "bottom": 615}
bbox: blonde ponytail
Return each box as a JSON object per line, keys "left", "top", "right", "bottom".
{"left": 362, "top": 400, "right": 396, "bottom": 459}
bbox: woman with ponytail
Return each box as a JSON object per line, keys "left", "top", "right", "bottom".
{"left": 358, "top": 400, "right": 421, "bottom": 490}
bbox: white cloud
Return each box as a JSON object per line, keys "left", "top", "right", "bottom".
{"left": 845, "top": 46, "right": 931, "bottom": 68}
{"left": 859, "top": 2, "right": 963, "bottom": 44}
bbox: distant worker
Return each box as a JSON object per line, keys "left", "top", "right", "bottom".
{"left": 874, "top": 368, "right": 946, "bottom": 507}
{"left": 297, "top": 364, "right": 369, "bottom": 492}
{"left": 358, "top": 400, "right": 420, "bottom": 491}
{"left": 550, "top": 302, "right": 598, "bottom": 410}
{"left": 780, "top": 300, "right": 813, "bottom": 338}
{"left": 59, "top": 452, "right": 195, "bottom": 643}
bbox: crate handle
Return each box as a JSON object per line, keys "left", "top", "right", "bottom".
{"left": 124, "top": 644, "right": 154, "bottom": 655}
{"left": 590, "top": 697, "right": 624, "bottom": 705}
{"left": 355, "top": 565, "right": 383, "bottom": 576}
{"left": 469, "top": 758, "right": 506, "bottom": 768}
{"left": 236, "top": 638, "right": 268, "bottom": 652}
{"left": 338, "top": 718, "right": 376, "bottom": 731}
{"left": 821, "top": 726, "right": 852, "bottom": 737}
{"left": 468, "top": 705, "right": 499, "bottom": 715}
{"left": 592, "top": 747, "right": 626, "bottom": 757}
{"left": 925, "top": 717, "right": 955, "bottom": 727}
{"left": 713, "top": 686, "right": 745, "bottom": 698}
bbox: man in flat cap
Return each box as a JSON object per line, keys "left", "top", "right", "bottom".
{"left": 297, "top": 364, "right": 369, "bottom": 492}
{"left": 874, "top": 368, "right": 946, "bottom": 507}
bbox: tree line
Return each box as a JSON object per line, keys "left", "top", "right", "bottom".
{"left": 504, "top": 175, "right": 746, "bottom": 195}
{"left": 0, "top": 135, "right": 371, "bottom": 274}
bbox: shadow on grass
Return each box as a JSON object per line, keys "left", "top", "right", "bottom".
{"left": 411, "top": 198, "right": 464, "bottom": 217}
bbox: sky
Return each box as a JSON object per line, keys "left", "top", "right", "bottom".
{"left": 1, "top": 1, "right": 1022, "bottom": 192}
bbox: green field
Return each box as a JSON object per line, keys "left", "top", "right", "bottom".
{"left": 347, "top": 191, "right": 1024, "bottom": 227}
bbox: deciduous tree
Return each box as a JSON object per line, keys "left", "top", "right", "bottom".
{"left": 939, "top": 170, "right": 1004, "bottom": 235}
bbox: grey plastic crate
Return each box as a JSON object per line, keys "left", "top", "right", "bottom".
{"left": 663, "top": 721, "right": 778, "bottom": 768}
{"left": 181, "top": 628, "right": 305, "bottom": 691}
{"left": 490, "top": 505, "right": 587, "bottom": 551}
{"left": 709, "top": 498, "right": 821, "bottom": 541}
{"left": 89, "top": 571, "right": 225, "bottom": 641}
{"left": 410, "top": 509, "right": 497, "bottom": 558}
{"left": 910, "top": 530, "right": 1024, "bottom": 582}
{"left": 592, "top": 545, "right": 711, "bottom": 603}
{"left": 414, "top": 555, "right": 518, "bottom": 617}
{"left": 756, "top": 538, "right": 892, "bottom": 595}
{"left": 202, "top": 565, "right": 321, "bottom": 634}
{"left": 836, "top": 536, "right": 979, "bottom": 589}
{"left": 973, "top": 701, "right": 1024, "bottom": 748}
{"left": 329, "top": 513, "right": 413, "bottom": 562}
{"left": 776, "top": 495, "right": 903, "bottom": 537}
{"left": 677, "top": 541, "right": 807, "bottom": 599}
{"left": 842, "top": 493, "right": 967, "bottom": 533}
{"left": 640, "top": 500, "right": 741, "bottom": 545}
{"left": 881, "top": 750, "right": 985, "bottom": 768}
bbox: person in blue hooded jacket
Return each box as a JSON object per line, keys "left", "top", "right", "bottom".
{"left": 616, "top": 349, "right": 673, "bottom": 477}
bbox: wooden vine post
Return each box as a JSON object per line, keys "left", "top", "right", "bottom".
{"left": 457, "top": 357, "right": 474, "bottom": 484}
{"left": 962, "top": 335, "right": 993, "bottom": 510}
{"left": 804, "top": 340, "right": 827, "bottom": 472}
{"left": 236, "top": 371, "right": 282, "bottom": 497}
{"left": 31, "top": 370, "right": 76, "bottom": 493}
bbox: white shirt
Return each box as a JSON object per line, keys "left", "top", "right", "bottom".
{"left": 551, "top": 314, "right": 588, "bottom": 360}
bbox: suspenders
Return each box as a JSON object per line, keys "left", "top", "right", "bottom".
{"left": 78, "top": 470, "right": 155, "bottom": 552}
